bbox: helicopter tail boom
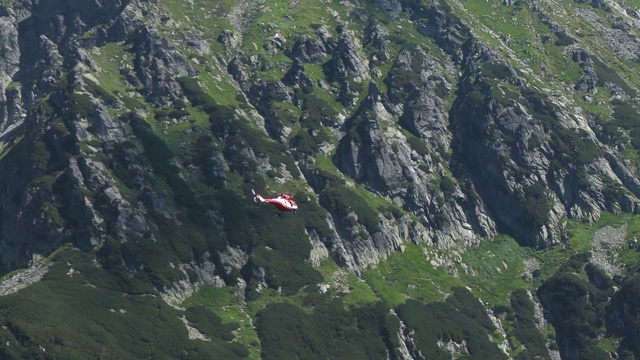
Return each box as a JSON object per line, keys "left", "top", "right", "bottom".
{"left": 252, "top": 190, "right": 267, "bottom": 203}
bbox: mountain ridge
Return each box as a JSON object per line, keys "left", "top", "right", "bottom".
{"left": 0, "top": 0, "right": 639, "bottom": 358}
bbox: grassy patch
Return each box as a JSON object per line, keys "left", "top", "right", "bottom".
{"left": 567, "top": 212, "right": 630, "bottom": 252}
{"left": 158, "top": 0, "right": 234, "bottom": 51}
{"left": 364, "top": 245, "right": 464, "bottom": 307}
{"left": 241, "top": 1, "right": 341, "bottom": 51}
{"left": 460, "top": 235, "right": 528, "bottom": 306}
{"left": 315, "top": 259, "right": 380, "bottom": 306}
{"left": 183, "top": 286, "right": 261, "bottom": 359}
{"left": 88, "top": 42, "right": 146, "bottom": 114}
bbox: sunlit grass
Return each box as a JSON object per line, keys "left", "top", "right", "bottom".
{"left": 364, "top": 245, "right": 464, "bottom": 307}
{"left": 459, "top": 236, "right": 529, "bottom": 306}
{"left": 315, "top": 259, "right": 380, "bottom": 306}
{"left": 183, "top": 286, "right": 262, "bottom": 359}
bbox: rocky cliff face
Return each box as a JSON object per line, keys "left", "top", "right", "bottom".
{"left": 0, "top": 0, "right": 640, "bottom": 357}
{"left": 0, "top": 0, "right": 639, "bottom": 279}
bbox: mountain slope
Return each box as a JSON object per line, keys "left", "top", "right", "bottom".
{"left": 0, "top": 0, "right": 640, "bottom": 358}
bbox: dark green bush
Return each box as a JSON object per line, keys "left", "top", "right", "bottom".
{"left": 447, "top": 287, "right": 495, "bottom": 331}
{"left": 630, "top": 128, "right": 640, "bottom": 149}
{"left": 385, "top": 69, "right": 421, "bottom": 103}
{"left": 397, "top": 299, "right": 508, "bottom": 360}
{"left": 537, "top": 257, "right": 615, "bottom": 359}
{"left": 509, "top": 289, "right": 550, "bottom": 359}
{"left": 251, "top": 246, "right": 322, "bottom": 295}
{"left": 481, "top": 63, "right": 512, "bottom": 80}
{"left": 592, "top": 58, "right": 637, "bottom": 97}
{"left": 256, "top": 301, "right": 397, "bottom": 360}
{"left": 184, "top": 306, "right": 239, "bottom": 341}
{"left": 109, "top": 140, "right": 140, "bottom": 189}
{"left": 69, "top": 92, "right": 95, "bottom": 117}
{"left": 121, "top": 233, "right": 184, "bottom": 286}
{"left": 177, "top": 77, "right": 216, "bottom": 109}
{"left": 585, "top": 263, "right": 615, "bottom": 291}
{"left": 291, "top": 130, "right": 319, "bottom": 155}
{"left": 559, "top": 252, "right": 591, "bottom": 273}
{"left": 190, "top": 134, "right": 226, "bottom": 187}
{"left": 302, "top": 93, "right": 339, "bottom": 128}
{"left": 554, "top": 32, "right": 575, "bottom": 46}
{"left": 84, "top": 78, "right": 118, "bottom": 105}
{"left": 440, "top": 176, "right": 456, "bottom": 197}
{"left": 407, "top": 135, "right": 429, "bottom": 156}
{"left": 515, "top": 182, "right": 552, "bottom": 229}
{"left": 609, "top": 101, "right": 640, "bottom": 149}
{"left": 556, "top": 128, "right": 602, "bottom": 164}
{"left": 294, "top": 191, "right": 334, "bottom": 239}
{"left": 321, "top": 184, "right": 381, "bottom": 234}
{"left": 611, "top": 101, "right": 640, "bottom": 129}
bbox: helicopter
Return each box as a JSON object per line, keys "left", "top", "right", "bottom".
{"left": 252, "top": 189, "right": 298, "bottom": 214}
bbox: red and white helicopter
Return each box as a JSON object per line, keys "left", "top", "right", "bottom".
{"left": 252, "top": 189, "right": 298, "bottom": 214}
